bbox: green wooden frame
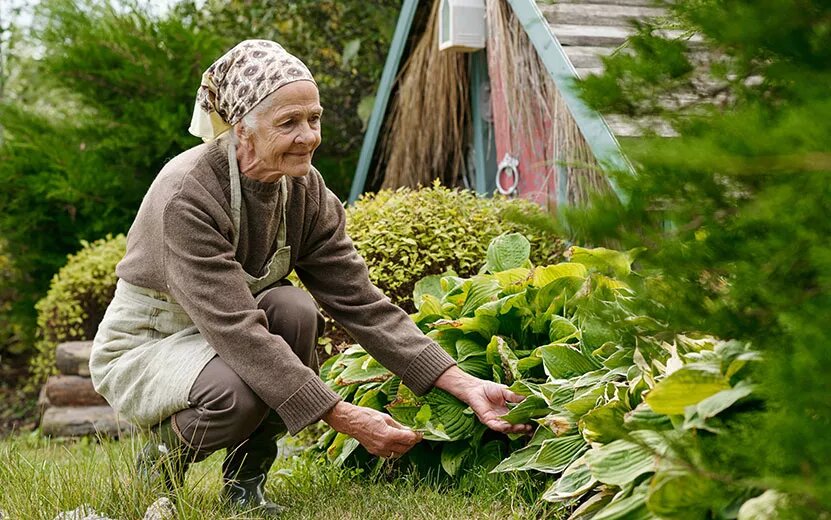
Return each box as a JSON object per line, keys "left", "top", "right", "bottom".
{"left": 349, "top": 0, "right": 420, "bottom": 203}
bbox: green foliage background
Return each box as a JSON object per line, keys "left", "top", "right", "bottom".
{"left": 557, "top": 0, "right": 831, "bottom": 515}
{"left": 0, "top": 0, "right": 399, "bottom": 361}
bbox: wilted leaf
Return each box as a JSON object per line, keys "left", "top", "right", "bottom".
{"left": 335, "top": 354, "right": 393, "bottom": 385}
{"left": 430, "top": 316, "right": 500, "bottom": 339}
{"left": 579, "top": 400, "right": 630, "bottom": 443}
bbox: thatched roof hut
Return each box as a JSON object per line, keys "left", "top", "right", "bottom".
{"left": 349, "top": 0, "right": 670, "bottom": 209}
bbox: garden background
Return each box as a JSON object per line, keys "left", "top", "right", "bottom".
{"left": 0, "top": 0, "right": 829, "bottom": 519}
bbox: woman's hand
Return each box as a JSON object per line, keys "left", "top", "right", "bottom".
{"left": 434, "top": 366, "right": 533, "bottom": 435}
{"left": 323, "top": 401, "right": 423, "bottom": 458}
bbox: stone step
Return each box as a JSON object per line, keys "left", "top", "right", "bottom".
{"left": 540, "top": 3, "right": 665, "bottom": 27}
{"left": 40, "top": 405, "right": 135, "bottom": 438}
{"left": 56, "top": 340, "right": 93, "bottom": 376}
{"left": 551, "top": 24, "right": 635, "bottom": 47}
{"left": 563, "top": 45, "right": 616, "bottom": 69}
{"left": 44, "top": 375, "right": 107, "bottom": 407}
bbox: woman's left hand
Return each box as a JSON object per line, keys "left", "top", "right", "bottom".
{"left": 434, "top": 366, "right": 533, "bottom": 435}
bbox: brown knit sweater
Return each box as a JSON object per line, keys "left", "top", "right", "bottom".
{"left": 116, "top": 140, "right": 456, "bottom": 434}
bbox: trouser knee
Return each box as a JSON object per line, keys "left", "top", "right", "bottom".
{"left": 257, "top": 285, "right": 323, "bottom": 370}
{"left": 173, "top": 356, "right": 268, "bottom": 453}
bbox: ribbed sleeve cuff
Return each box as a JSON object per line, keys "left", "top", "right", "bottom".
{"left": 276, "top": 377, "right": 342, "bottom": 435}
{"left": 401, "top": 342, "right": 457, "bottom": 396}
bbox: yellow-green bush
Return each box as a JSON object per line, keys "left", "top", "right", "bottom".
{"left": 29, "top": 235, "right": 126, "bottom": 386}
{"left": 346, "top": 182, "right": 565, "bottom": 311}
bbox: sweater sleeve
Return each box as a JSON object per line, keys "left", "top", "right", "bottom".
{"left": 162, "top": 181, "right": 340, "bottom": 435}
{"left": 295, "top": 178, "right": 456, "bottom": 395}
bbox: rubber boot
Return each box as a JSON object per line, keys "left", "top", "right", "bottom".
{"left": 221, "top": 410, "right": 287, "bottom": 516}
{"left": 136, "top": 418, "right": 204, "bottom": 494}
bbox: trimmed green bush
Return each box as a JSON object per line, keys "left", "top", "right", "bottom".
{"left": 29, "top": 235, "right": 126, "bottom": 386}
{"left": 346, "top": 182, "right": 566, "bottom": 311}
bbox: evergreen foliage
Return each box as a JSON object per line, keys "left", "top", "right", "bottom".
{"left": 558, "top": 0, "right": 831, "bottom": 515}
{"left": 0, "top": 0, "right": 227, "bottom": 358}
{"left": 345, "top": 183, "right": 565, "bottom": 311}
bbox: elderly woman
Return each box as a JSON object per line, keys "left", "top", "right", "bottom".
{"left": 89, "top": 40, "right": 528, "bottom": 515}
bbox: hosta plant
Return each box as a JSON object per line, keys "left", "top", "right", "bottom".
{"left": 319, "top": 234, "right": 766, "bottom": 518}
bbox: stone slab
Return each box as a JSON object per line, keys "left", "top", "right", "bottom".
{"left": 41, "top": 406, "right": 135, "bottom": 438}
{"left": 56, "top": 341, "right": 93, "bottom": 376}
{"left": 44, "top": 375, "right": 107, "bottom": 407}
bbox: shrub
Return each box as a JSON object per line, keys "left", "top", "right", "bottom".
{"left": 346, "top": 182, "right": 565, "bottom": 312}
{"left": 29, "top": 235, "right": 126, "bottom": 386}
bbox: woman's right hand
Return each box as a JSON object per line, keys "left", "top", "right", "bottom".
{"left": 323, "top": 401, "right": 423, "bottom": 458}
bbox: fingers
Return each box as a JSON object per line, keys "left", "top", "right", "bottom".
{"left": 503, "top": 388, "right": 525, "bottom": 404}
{"left": 382, "top": 414, "right": 423, "bottom": 443}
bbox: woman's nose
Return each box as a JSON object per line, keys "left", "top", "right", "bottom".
{"left": 295, "top": 124, "right": 317, "bottom": 145}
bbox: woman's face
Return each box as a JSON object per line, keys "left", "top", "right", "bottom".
{"left": 238, "top": 81, "right": 323, "bottom": 183}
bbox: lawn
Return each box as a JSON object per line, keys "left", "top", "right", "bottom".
{"left": 0, "top": 431, "right": 564, "bottom": 520}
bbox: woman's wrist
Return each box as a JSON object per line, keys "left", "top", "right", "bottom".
{"left": 434, "top": 366, "right": 478, "bottom": 401}
{"left": 323, "top": 400, "right": 354, "bottom": 434}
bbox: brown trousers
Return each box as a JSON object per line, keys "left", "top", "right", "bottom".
{"left": 170, "top": 284, "right": 324, "bottom": 457}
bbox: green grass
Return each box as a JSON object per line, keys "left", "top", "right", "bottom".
{"left": 0, "top": 432, "right": 567, "bottom": 519}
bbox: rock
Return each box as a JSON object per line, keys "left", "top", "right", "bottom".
{"left": 55, "top": 341, "right": 93, "bottom": 376}
{"left": 44, "top": 375, "right": 107, "bottom": 407}
{"left": 142, "top": 498, "right": 175, "bottom": 520}
{"left": 52, "top": 505, "right": 114, "bottom": 520}
{"left": 40, "top": 406, "right": 135, "bottom": 438}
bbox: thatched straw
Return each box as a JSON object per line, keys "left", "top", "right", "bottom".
{"left": 486, "top": 0, "right": 609, "bottom": 206}
{"left": 377, "top": 0, "right": 471, "bottom": 189}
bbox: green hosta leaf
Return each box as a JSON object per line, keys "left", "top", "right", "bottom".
{"left": 475, "top": 291, "right": 529, "bottom": 318}
{"left": 327, "top": 432, "right": 361, "bottom": 466}
{"left": 411, "top": 294, "right": 444, "bottom": 326}
{"left": 412, "top": 404, "right": 453, "bottom": 441}
{"left": 501, "top": 395, "right": 549, "bottom": 424}
{"left": 458, "top": 355, "right": 492, "bottom": 379}
{"left": 568, "top": 246, "right": 638, "bottom": 278}
{"left": 682, "top": 383, "right": 755, "bottom": 432}
{"left": 532, "top": 262, "right": 588, "bottom": 287}
{"left": 460, "top": 276, "right": 501, "bottom": 316}
{"left": 528, "top": 435, "right": 587, "bottom": 474}
{"left": 484, "top": 233, "right": 531, "bottom": 273}
{"left": 540, "top": 343, "right": 600, "bottom": 379}
{"left": 491, "top": 434, "right": 585, "bottom": 474}
{"left": 493, "top": 267, "right": 532, "bottom": 293}
{"left": 456, "top": 337, "right": 486, "bottom": 362}
{"left": 430, "top": 316, "right": 500, "bottom": 340}
{"left": 355, "top": 388, "right": 386, "bottom": 411}
{"left": 646, "top": 470, "right": 721, "bottom": 520}
{"left": 335, "top": 354, "right": 393, "bottom": 385}
{"left": 549, "top": 315, "right": 580, "bottom": 343}
{"left": 564, "top": 385, "right": 605, "bottom": 416}
{"left": 517, "top": 355, "right": 543, "bottom": 375}
{"left": 623, "top": 403, "right": 673, "bottom": 432}
{"left": 440, "top": 441, "right": 470, "bottom": 476}
{"left": 585, "top": 436, "right": 655, "bottom": 486}
{"left": 579, "top": 400, "right": 630, "bottom": 443}
{"left": 542, "top": 455, "right": 597, "bottom": 502}
{"left": 645, "top": 366, "right": 730, "bottom": 415}
{"left": 567, "top": 488, "right": 615, "bottom": 519}
{"left": 423, "top": 389, "right": 476, "bottom": 441}
{"left": 534, "top": 276, "right": 586, "bottom": 313}
{"left": 592, "top": 486, "right": 653, "bottom": 520}
{"left": 413, "top": 274, "right": 446, "bottom": 310}
{"left": 427, "top": 329, "right": 461, "bottom": 358}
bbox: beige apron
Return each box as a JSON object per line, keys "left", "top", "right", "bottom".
{"left": 90, "top": 144, "right": 291, "bottom": 427}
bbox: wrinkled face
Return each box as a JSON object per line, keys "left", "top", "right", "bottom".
{"left": 237, "top": 81, "right": 322, "bottom": 183}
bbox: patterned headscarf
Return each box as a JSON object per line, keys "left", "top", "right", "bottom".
{"left": 189, "top": 39, "right": 316, "bottom": 141}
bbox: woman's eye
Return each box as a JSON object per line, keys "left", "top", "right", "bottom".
{"left": 280, "top": 120, "right": 294, "bottom": 128}
{"left": 310, "top": 115, "right": 321, "bottom": 124}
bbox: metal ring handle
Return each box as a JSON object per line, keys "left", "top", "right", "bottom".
{"left": 496, "top": 153, "right": 520, "bottom": 196}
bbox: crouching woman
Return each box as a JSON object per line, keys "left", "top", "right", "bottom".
{"left": 89, "top": 39, "right": 529, "bottom": 516}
